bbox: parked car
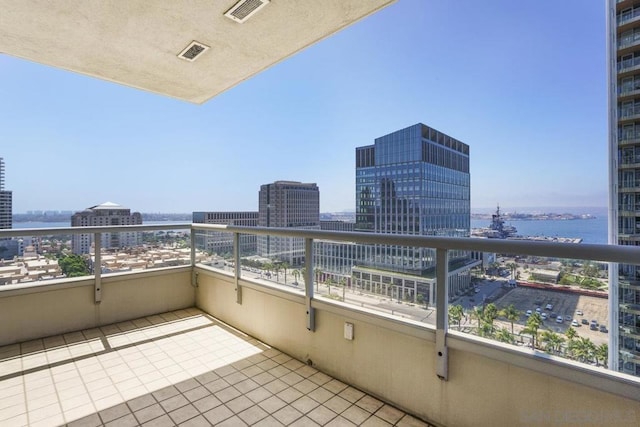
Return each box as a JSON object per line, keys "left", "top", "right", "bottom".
{"left": 526, "top": 310, "right": 532, "bottom": 317}
{"left": 581, "top": 319, "right": 589, "bottom": 325}
{"left": 571, "top": 319, "right": 579, "bottom": 327}
{"left": 545, "top": 304, "right": 553, "bottom": 310}
{"left": 590, "top": 324, "right": 598, "bottom": 331}
{"left": 556, "top": 316, "right": 563, "bottom": 323}
{"left": 576, "top": 310, "right": 583, "bottom": 316}
{"left": 541, "top": 313, "right": 548, "bottom": 320}
{"left": 550, "top": 313, "right": 557, "bottom": 319}
{"left": 535, "top": 307, "right": 542, "bottom": 313}
{"left": 599, "top": 325, "right": 608, "bottom": 333}
{"left": 591, "top": 319, "right": 598, "bottom": 327}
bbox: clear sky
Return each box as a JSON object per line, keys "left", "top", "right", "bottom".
{"left": 0, "top": 0, "right": 606, "bottom": 214}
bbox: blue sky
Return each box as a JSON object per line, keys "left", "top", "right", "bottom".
{"left": 0, "top": 0, "right": 606, "bottom": 214}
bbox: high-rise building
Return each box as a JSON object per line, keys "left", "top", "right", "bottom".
{"left": 316, "top": 123, "right": 474, "bottom": 303}
{"left": 0, "top": 157, "right": 12, "bottom": 231}
{"left": 355, "top": 123, "right": 471, "bottom": 271}
{"left": 608, "top": 0, "right": 640, "bottom": 376}
{"left": 71, "top": 202, "right": 142, "bottom": 254}
{"left": 258, "top": 181, "right": 320, "bottom": 266}
{"left": 193, "top": 211, "right": 258, "bottom": 256}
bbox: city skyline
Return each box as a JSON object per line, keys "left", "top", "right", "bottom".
{"left": 0, "top": 0, "right": 605, "bottom": 213}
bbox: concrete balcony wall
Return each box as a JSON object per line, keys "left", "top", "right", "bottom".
{"left": 0, "top": 266, "right": 194, "bottom": 346}
{"left": 195, "top": 267, "right": 640, "bottom": 427}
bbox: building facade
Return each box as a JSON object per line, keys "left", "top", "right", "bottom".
{"left": 0, "top": 157, "right": 16, "bottom": 260}
{"left": 355, "top": 123, "right": 471, "bottom": 270}
{"left": 193, "top": 211, "right": 258, "bottom": 256}
{"left": 608, "top": 0, "right": 640, "bottom": 376}
{"left": 71, "top": 202, "right": 142, "bottom": 254}
{"left": 0, "top": 157, "right": 12, "bottom": 231}
{"left": 315, "top": 123, "right": 475, "bottom": 303}
{"left": 258, "top": 181, "right": 320, "bottom": 266}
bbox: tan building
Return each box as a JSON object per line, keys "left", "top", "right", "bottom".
{"left": 71, "top": 202, "right": 142, "bottom": 254}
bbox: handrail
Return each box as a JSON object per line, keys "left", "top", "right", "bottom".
{"left": 191, "top": 223, "right": 639, "bottom": 264}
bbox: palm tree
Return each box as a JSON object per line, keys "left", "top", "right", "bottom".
{"left": 273, "top": 263, "right": 282, "bottom": 282}
{"left": 570, "top": 337, "right": 596, "bottom": 363}
{"left": 448, "top": 305, "right": 464, "bottom": 330}
{"left": 483, "top": 303, "right": 499, "bottom": 333}
{"left": 292, "top": 269, "right": 300, "bottom": 285}
{"left": 472, "top": 306, "right": 485, "bottom": 334}
{"left": 595, "top": 343, "right": 608, "bottom": 367}
{"left": 281, "top": 262, "right": 289, "bottom": 284}
{"left": 564, "top": 327, "right": 577, "bottom": 356}
{"left": 263, "top": 263, "right": 273, "bottom": 279}
{"left": 339, "top": 277, "right": 347, "bottom": 301}
{"left": 495, "top": 328, "right": 514, "bottom": 344}
{"left": 523, "top": 312, "right": 542, "bottom": 349}
{"left": 314, "top": 268, "right": 322, "bottom": 292}
{"left": 325, "top": 277, "right": 334, "bottom": 295}
{"left": 500, "top": 304, "right": 521, "bottom": 336}
{"left": 541, "top": 331, "right": 565, "bottom": 354}
{"left": 506, "top": 262, "right": 518, "bottom": 279}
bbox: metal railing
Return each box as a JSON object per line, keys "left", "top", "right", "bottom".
{"left": 618, "top": 8, "right": 640, "bottom": 26}
{"left": 618, "top": 56, "right": 640, "bottom": 71}
{"left": 3, "top": 223, "right": 640, "bottom": 385}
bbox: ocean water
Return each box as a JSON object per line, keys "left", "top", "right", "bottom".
{"left": 13, "top": 218, "right": 609, "bottom": 244}
{"left": 471, "top": 216, "right": 608, "bottom": 244}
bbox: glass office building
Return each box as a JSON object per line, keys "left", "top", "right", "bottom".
{"left": 354, "top": 123, "right": 470, "bottom": 275}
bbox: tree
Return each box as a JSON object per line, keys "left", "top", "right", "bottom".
{"left": 273, "top": 263, "right": 282, "bottom": 282}
{"left": 472, "top": 306, "right": 485, "bottom": 334}
{"left": 565, "top": 327, "right": 577, "bottom": 355}
{"left": 570, "top": 337, "right": 596, "bottom": 363}
{"left": 281, "top": 262, "right": 289, "bottom": 284}
{"left": 507, "top": 262, "right": 518, "bottom": 279}
{"left": 523, "top": 313, "right": 543, "bottom": 349}
{"left": 263, "top": 263, "right": 273, "bottom": 279}
{"left": 595, "top": 343, "right": 608, "bottom": 368}
{"left": 314, "top": 268, "right": 322, "bottom": 292}
{"left": 58, "top": 254, "right": 90, "bottom": 277}
{"left": 292, "top": 269, "right": 300, "bottom": 285}
{"left": 500, "top": 304, "right": 521, "bottom": 336}
{"left": 339, "top": 277, "right": 347, "bottom": 301}
{"left": 541, "top": 331, "right": 565, "bottom": 354}
{"left": 495, "top": 328, "right": 514, "bottom": 344}
{"left": 448, "top": 305, "right": 464, "bottom": 330}
{"left": 483, "top": 303, "right": 499, "bottom": 332}
{"left": 323, "top": 277, "right": 333, "bottom": 296}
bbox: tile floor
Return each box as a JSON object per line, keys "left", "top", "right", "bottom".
{"left": 0, "top": 308, "right": 433, "bottom": 427}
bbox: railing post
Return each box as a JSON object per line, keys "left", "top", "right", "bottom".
{"left": 435, "top": 248, "right": 448, "bottom": 380}
{"left": 304, "top": 238, "right": 315, "bottom": 331}
{"left": 190, "top": 228, "right": 197, "bottom": 287}
{"left": 94, "top": 232, "right": 102, "bottom": 304}
{"left": 234, "top": 232, "right": 242, "bottom": 305}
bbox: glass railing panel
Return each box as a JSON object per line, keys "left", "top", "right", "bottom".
{"left": 192, "top": 229, "right": 238, "bottom": 273}
{"left": 120, "top": 228, "right": 193, "bottom": 271}
{"left": 450, "top": 253, "right": 612, "bottom": 369}
{"left": 313, "top": 238, "right": 450, "bottom": 323}
{"left": 0, "top": 231, "right": 91, "bottom": 285}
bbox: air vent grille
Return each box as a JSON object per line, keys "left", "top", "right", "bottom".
{"left": 224, "top": 0, "right": 270, "bottom": 24}
{"left": 178, "top": 41, "right": 210, "bottom": 62}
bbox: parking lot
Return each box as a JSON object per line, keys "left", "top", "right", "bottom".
{"left": 493, "top": 286, "right": 609, "bottom": 345}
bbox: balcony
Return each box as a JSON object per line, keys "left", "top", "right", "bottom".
{"left": 1, "top": 225, "right": 640, "bottom": 426}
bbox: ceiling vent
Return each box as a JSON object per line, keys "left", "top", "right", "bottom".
{"left": 178, "top": 41, "right": 210, "bottom": 62}
{"left": 224, "top": 0, "right": 270, "bottom": 24}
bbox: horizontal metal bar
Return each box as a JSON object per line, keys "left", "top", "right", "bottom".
{"left": 0, "top": 223, "right": 191, "bottom": 238}
{"left": 191, "top": 224, "right": 640, "bottom": 265}
{"left": 3, "top": 222, "right": 639, "bottom": 265}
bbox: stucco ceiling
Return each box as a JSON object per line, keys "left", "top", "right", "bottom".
{"left": 0, "top": 0, "right": 395, "bottom": 104}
